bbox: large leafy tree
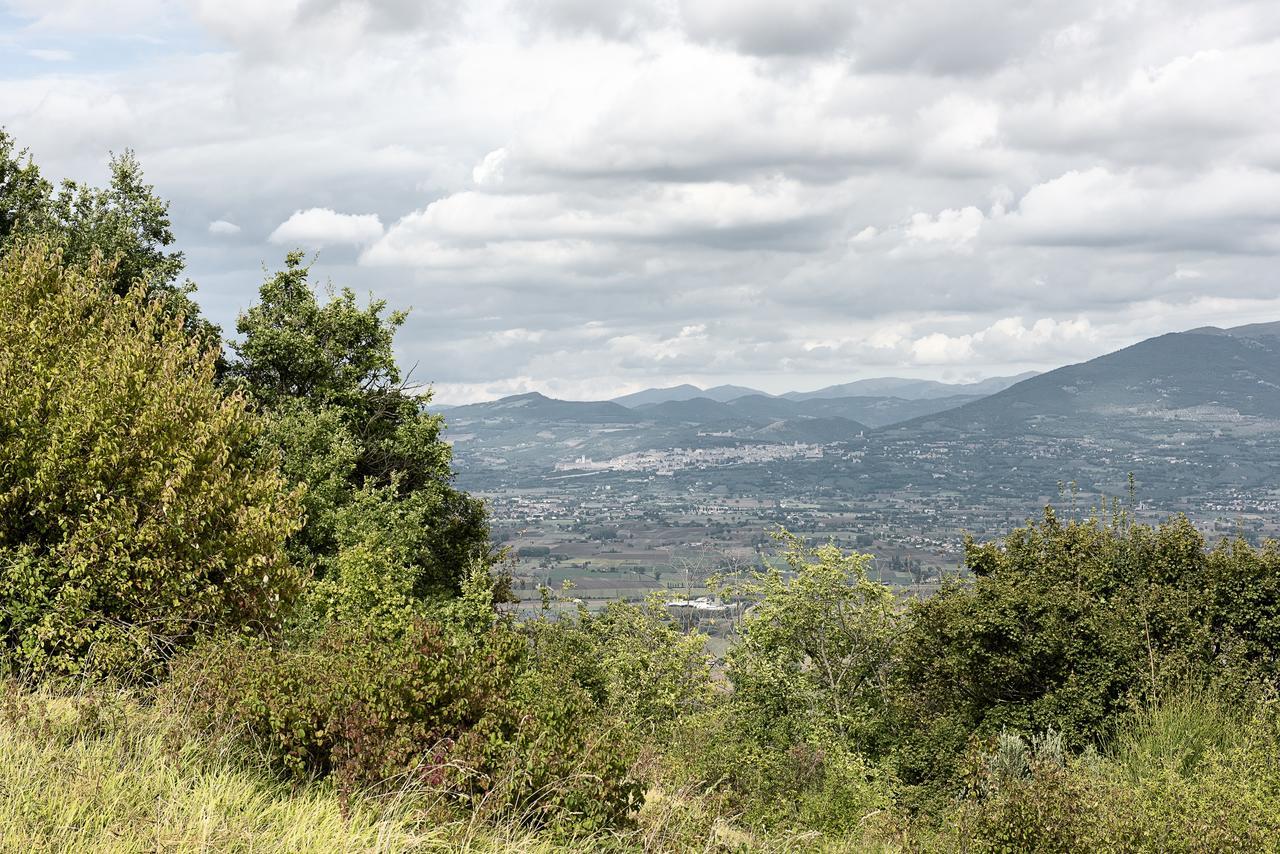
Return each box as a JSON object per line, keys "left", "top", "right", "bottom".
{"left": 0, "top": 240, "right": 300, "bottom": 678}
{"left": 0, "top": 131, "right": 50, "bottom": 244}
{"left": 0, "top": 129, "right": 216, "bottom": 347}
{"left": 226, "top": 252, "right": 491, "bottom": 600}
{"left": 888, "top": 507, "right": 1280, "bottom": 794}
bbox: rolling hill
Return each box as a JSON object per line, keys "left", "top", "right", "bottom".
{"left": 896, "top": 324, "right": 1280, "bottom": 436}
{"left": 783, "top": 372, "right": 1037, "bottom": 401}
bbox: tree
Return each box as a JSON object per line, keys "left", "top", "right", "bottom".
{"left": 0, "top": 129, "right": 216, "bottom": 348}
{"left": 226, "top": 253, "right": 491, "bottom": 598}
{"left": 0, "top": 131, "right": 50, "bottom": 245}
{"left": 886, "top": 506, "right": 1280, "bottom": 793}
{"left": 726, "top": 531, "right": 898, "bottom": 748}
{"left": 0, "top": 240, "right": 300, "bottom": 677}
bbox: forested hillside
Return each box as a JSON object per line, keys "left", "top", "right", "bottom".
{"left": 6, "top": 134, "right": 1280, "bottom": 852}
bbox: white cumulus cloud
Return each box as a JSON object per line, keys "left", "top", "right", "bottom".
{"left": 903, "top": 206, "right": 985, "bottom": 252}
{"left": 269, "top": 208, "right": 384, "bottom": 248}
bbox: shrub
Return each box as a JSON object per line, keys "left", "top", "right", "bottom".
{"left": 944, "top": 691, "right": 1280, "bottom": 852}
{"left": 887, "top": 509, "right": 1280, "bottom": 792}
{"left": 523, "top": 600, "right": 716, "bottom": 737}
{"left": 662, "top": 702, "right": 895, "bottom": 837}
{"left": 169, "top": 607, "right": 642, "bottom": 833}
{"left": 0, "top": 241, "right": 300, "bottom": 678}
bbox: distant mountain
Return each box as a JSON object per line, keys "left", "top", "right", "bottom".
{"left": 635, "top": 397, "right": 758, "bottom": 427}
{"left": 723, "top": 392, "right": 984, "bottom": 427}
{"left": 895, "top": 324, "right": 1280, "bottom": 436}
{"left": 613, "top": 383, "right": 768, "bottom": 407}
{"left": 447, "top": 392, "right": 640, "bottom": 423}
{"left": 721, "top": 394, "right": 804, "bottom": 420}
{"left": 784, "top": 372, "right": 1038, "bottom": 401}
{"left": 1191, "top": 320, "right": 1280, "bottom": 340}
{"left": 704, "top": 384, "right": 771, "bottom": 402}
{"left": 447, "top": 321, "right": 1280, "bottom": 519}
{"left": 611, "top": 384, "right": 704, "bottom": 407}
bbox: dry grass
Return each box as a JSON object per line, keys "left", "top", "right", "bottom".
{"left": 0, "top": 683, "right": 570, "bottom": 854}
{"left": 0, "top": 682, "right": 903, "bottom": 853}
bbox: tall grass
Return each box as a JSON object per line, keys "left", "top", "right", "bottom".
{"left": 1109, "top": 687, "right": 1252, "bottom": 782}
{"left": 0, "top": 683, "right": 567, "bottom": 853}
{"left": 9, "top": 678, "right": 1280, "bottom": 852}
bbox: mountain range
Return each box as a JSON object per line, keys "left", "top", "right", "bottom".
{"left": 605, "top": 372, "right": 1035, "bottom": 407}
{"left": 891, "top": 321, "right": 1280, "bottom": 435}
{"left": 442, "top": 321, "right": 1280, "bottom": 503}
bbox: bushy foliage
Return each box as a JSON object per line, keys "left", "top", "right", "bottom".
{"left": 656, "top": 535, "right": 899, "bottom": 835}
{"left": 524, "top": 599, "right": 716, "bottom": 736}
{"left": 890, "top": 508, "right": 1280, "bottom": 793}
{"left": 0, "top": 130, "right": 214, "bottom": 346}
{"left": 944, "top": 691, "right": 1280, "bottom": 852}
{"left": 726, "top": 532, "right": 898, "bottom": 749}
{"left": 226, "top": 254, "right": 490, "bottom": 596}
{"left": 0, "top": 241, "right": 300, "bottom": 678}
{"left": 170, "top": 608, "right": 643, "bottom": 833}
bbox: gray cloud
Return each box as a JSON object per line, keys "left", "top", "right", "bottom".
{"left": 678, "top": 0, "right": 857, "bottom": 57}
{"left": 3, "top": 0, "right": 1279, "bottom": 402}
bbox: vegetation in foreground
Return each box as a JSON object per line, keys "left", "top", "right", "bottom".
{"left": 4, "top": 131, "right": 1280, "bottom": 851}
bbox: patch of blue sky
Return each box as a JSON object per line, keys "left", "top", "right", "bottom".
{"left": 0, "top": 7, "right": 220, "bottom": 78}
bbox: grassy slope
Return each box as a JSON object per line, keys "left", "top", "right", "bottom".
{"left": 6, "top": 681, "right": 1279, "bottom": 853}
{"left": 0, "top": 686, "right": 565, "bottom": 854}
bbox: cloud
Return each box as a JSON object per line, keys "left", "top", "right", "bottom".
{"left": 269, "top": 208, "right": 384, "bottom": 247}
{"left": 26, "top": 48, "right": 73, "bottom": 62}
{"left": 997, "top": 167, "right": 1280, "bottom": 252}
{"left": 522, "top": 0, "right": 667, "bottom": 40}
{"left": 208, "top": 219, "right": 242, "bottom": 236}
{"left": 678, "top": 0, "right": 857, "bottom": 56}
{"left": 472, "top": 147, "right": 508, "bottom": 186}
{"left": 848, "top": 0, "right": 1085, "bottom": 74}
{"left": 4, "top": 0, "right": 1280, "bottom": 400}
{"left": 910, "top": 316, "right": 1097, "bottom": 365}
{"left": 903, "top": 206, "right": 985, "bottom": 252}
{"left": 362, "top": 177, "right": 832, "bottom": 268}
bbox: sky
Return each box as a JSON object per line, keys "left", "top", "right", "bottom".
{"left": 3, "top": 0, "right": 1280, "bottom": 404}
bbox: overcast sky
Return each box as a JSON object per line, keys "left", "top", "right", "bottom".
{"left": 3, "top": 1, "right": 1279, "bottom": 403}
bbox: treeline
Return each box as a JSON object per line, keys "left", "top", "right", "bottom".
{"left": 4, "top": 133, "right": 1280, "bottom": 850}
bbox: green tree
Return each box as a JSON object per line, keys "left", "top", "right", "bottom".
{"left": 0, "top": 131, "right": 50, "bottom": 245}
{"left": 227, "top": 253, "right": 491, "bottom": 598}
{"left": 727, "top": 532, "right": 898, "bottom": 748}
{"left": 886, "top": 506, "right": 1280, "bottom": 795}
{"left": 0, "top": 129, "right": 215, "bottom": 347}
{"left": 0, "top": 240, "right": 301, "bottom": 678}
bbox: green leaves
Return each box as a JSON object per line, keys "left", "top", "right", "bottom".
{"left": 891, "top": 508, "right": 1280, "bottom": 796}
{"left": 0, "top": 240, "right": 301, "bottom": 678}
{"left": 0, "top": 131, "right": 216, "bottom": 350}
{"left": 726, "top": 531, "right": 898, "bottom": 748}
{"left": 226, "top": 254, "right": 491, "bottom": 600}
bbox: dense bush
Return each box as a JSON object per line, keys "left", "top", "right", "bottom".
{"left": 226, "top": 253, "right": 491, "bottom": 595}
{"left": 890, "top": 508, "right": 1280, "bottom": 794}
{"left": 170, "top": 606, "right": 643, "bottom": 833}
{"left": 942, "top": 691, "right": 1280, "bottom": 852}
{"left": 652, "top": 536, "right": 900, "bottom": 835}
{"left": 524, "top": 599, "right": 716, "bottom": 736}
{"left": 0, "top": 242, "right": 299, "bottom": 678}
